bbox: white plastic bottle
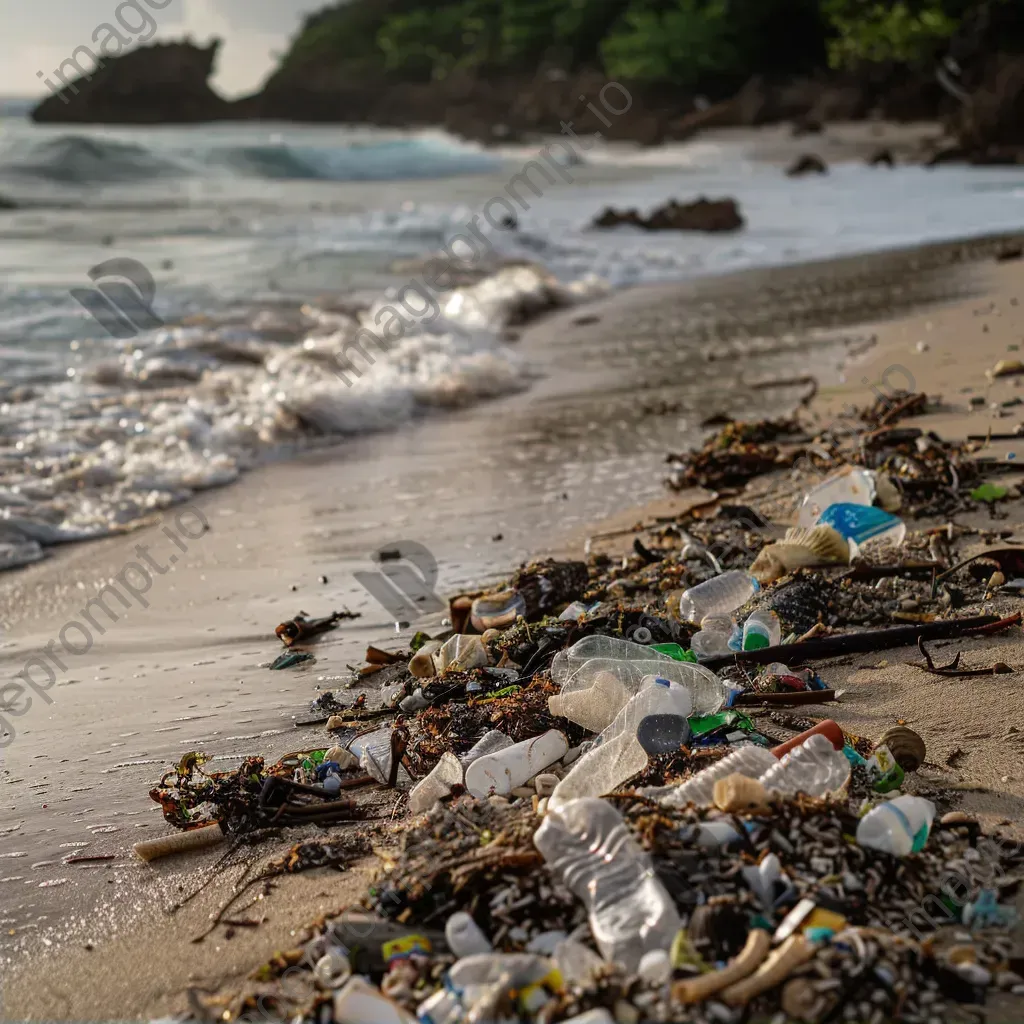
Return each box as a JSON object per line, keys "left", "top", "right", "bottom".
{"left": 550, "top": 677, "right": 692, "bottom": 807}
{"left": 757, "top": 733, "right": 851, "bottom": 798}
{"left": 464, "top": 729, "right": 568, "bottom": 798}
{"left": 445, "top": 912, "right": 493, "bottom": 958}
{"left": 656, "top": 744, "right": 777, "bottom": 808}
{"left": 856, "top": 795, "right": 936, "bottom": 856}
{"left": 674, "top": 571, "right": 760, "bottom": 624}
{"left": 534, "top": 797, "right": 681, "bottom": 970}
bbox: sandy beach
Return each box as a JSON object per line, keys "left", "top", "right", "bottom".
{"left": 3, "top": 229, "right": 1024, "bottom": 1019}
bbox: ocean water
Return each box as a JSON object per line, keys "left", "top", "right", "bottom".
{"left": 1, "top": 114, "right": 1024, "bottom": 569}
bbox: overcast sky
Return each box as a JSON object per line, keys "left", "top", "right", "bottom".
{"left": 0, "top": 0, "right": 331, "bottom": 98}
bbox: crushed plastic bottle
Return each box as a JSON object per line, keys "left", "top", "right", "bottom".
{"left": 437, "top": 634, "right": 489, "bottom": 674}
{"left": 797, "top": 466, "right": 876, "bottom": 527}
{"left": 408, "top": 752, "right": 463, "bottom": 814}
{"left": 742, "top": 610, "right": 781, "bottom": 651}
{"left": 550, "top": 677, "right": 693, "bottom": 808}
{"left": 758, "top": 733, "right": 851, "bottom": 798}
{"left": 818, "top": 502, "right": 907, "bottom": 548}
{"left": 673, "top": 571, "right": 760, "bottom": 624}
{"left": 534, "top": 797, "right": 681, "bottom": 970}
{"left": 348, "top": 727, "right": 413, "bottom": 787}
{"left": 654, "top": 743, "right": 777, "bottom": 808}
{"left": 550, "top": 637, "right": 730, "bottom": 724}
{"left": 856, "top": 795, "right": 936, "bottom": 856}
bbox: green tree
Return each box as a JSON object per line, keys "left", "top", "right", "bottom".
{"left": 601, "top": 0, "right": 738, "bottom": 86}
{"left": 822, "top": 0, "right": 961, "bottom": 68}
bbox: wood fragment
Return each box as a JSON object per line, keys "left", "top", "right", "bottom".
{"left": 703, "top": 614, "right": 1008, "bottom": 670}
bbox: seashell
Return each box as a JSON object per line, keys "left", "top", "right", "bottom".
{"left": 749, "top": 526, "right": 849, "bottom": 583}
{"left": 876, "top": 725, "right": 926, "bottom": 772}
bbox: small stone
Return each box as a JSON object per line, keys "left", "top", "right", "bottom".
{"left": 954, "top": 963, "right": 991, "bottom": 987}
{"left": 535, "top": 774, "right": 558, "bottom": 797}
{"left": 511, "top": 786, "right": 534, "bottom": 799}
{"left": 899, "top": 598, "right": 920, "bottom": 611}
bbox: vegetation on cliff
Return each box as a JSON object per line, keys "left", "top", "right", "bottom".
{"left": 276, "top": 0, "right": 1018, "bottom": 92}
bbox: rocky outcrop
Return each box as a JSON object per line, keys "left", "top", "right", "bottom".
{"left": 592, "top": 197, "right": 744, "bottom": 233}
{"left": 32, "top": 41, "right": 231, "bottom": 124}
{"left": 786, "top": 153, "right": 828, "bottom": 176}
{"left": 955, "top": 55, "right": 1024, "bottom": 161}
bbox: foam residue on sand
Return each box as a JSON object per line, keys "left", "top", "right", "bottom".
{"left": 0, "top": 265, "right": 605, "bottom": 567}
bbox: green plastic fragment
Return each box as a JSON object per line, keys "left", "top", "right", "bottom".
{"left": 651, "top": 643, "right": 698, "bottom": 663}
{"left": 971, "top": 482, "right": 1009, "bottom": 502}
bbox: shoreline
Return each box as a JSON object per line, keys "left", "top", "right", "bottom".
{"left": 3, "top": 230, "right": 1024, "bottom": 1019}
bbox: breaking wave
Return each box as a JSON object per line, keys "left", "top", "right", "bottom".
{"left": 0, "top": 264, "right": 607, "bottom": 568}
{"left": 0, "top": 133, "right": 502, "bottom": 186}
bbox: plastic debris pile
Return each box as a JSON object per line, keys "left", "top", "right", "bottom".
{"left": 169, "top": 390, "right": 1024, "bottom": 1023}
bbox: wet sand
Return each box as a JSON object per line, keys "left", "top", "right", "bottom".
{"left": 2, "top": 232, "right": 1024, "bottom": 1019}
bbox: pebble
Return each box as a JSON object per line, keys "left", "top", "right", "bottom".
{"left": 535, "top": 774, "right": 559, "bottom": 797}
{"left": 511, "top": 787, "right": 535, "bottom": 799}
{"left": 954, "top": 963, "right": 992, "bottom": 987}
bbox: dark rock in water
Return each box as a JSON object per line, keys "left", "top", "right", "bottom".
{"left": 32, "top": 40, "right": 231, "bottom": 124}
{"left": 592, "top": 197, "right": 744, "bottom": 234}
{"left": 791, "top": 115, "right": 823, "bottom": 136}
{"left": 786, "top": 153, "right": 828, "bottom": 177}
{"left": 869, "top": 147, "right": 896, "bottom": 167}
{"left": 745, "top": 576, "right": 836, "bottom": 636}
{"left": 0, "top": 196, "right": 16, "bottom": 210}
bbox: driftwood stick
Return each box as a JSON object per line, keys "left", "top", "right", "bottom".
{"left": 703, "top": 614, "right": 1007, "bottom": 670}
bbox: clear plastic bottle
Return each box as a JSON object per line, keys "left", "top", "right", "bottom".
{"left": 742, "top": 610, "right": 781, "bottom": 651}
{"left": 856, "top": 795, "right": 936, "bottom": 856}
{"left": 550, "top": 677, "right": 693, "bottom": 808}
{"left": 550, "top": 639, "right": 730, "bottom": 722}
{"left": 674, "top": 571, "right": 760, "bottom": 624}
{"left": 656, "top": 744, "right": 777, "bottom": 808}
{"left": 534, "top": 797, "right": 681, "bottom": 970}
{"left": 758, "top": 733, "right": 850, "bottom": 798}
{"left": 689, "top": 614, "right": 740, "bottom": 660}
{"left": 550, "top": 636, "right": 673, "bottom": 686}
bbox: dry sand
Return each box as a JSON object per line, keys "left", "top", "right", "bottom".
{"left": 3, "top": 233, "right": 1024, "bottom": 1019}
